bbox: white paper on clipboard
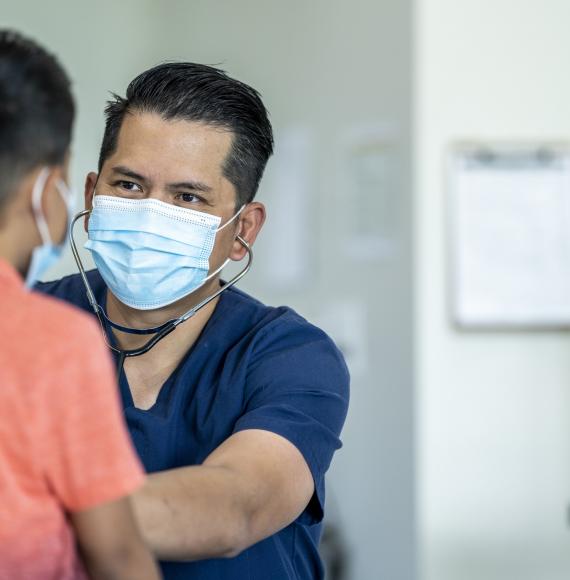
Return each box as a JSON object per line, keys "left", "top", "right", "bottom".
{"left": 449, "top": 144, "right": 570, "bottom": 328}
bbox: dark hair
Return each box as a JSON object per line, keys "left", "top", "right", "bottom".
{"left": 99, "top": 62, "right": 274, "bottom": 207}
{"left": 0, "top": 30, "right": 74, "bottom": 207}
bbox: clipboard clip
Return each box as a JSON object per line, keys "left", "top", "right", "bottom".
{"left": 467, "top": 146, "right": 561, "bottom": 169}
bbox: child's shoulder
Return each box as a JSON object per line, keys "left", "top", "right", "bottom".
{"left": 4, "top": 289, "right": 105, "bottom": 368}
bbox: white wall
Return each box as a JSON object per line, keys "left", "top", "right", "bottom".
{"left": 415, "top": 2, "right": 570, "bottom": 579}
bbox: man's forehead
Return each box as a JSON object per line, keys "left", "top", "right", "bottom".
{"left": 117, "top": 112, "right": 232, "bottom": 149}
{"left": 108, "top": 112, "right": 234, "bottom": 181}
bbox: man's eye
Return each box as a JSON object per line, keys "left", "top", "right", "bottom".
{"left": 116, "top": 180, "right": 141, "bottom": 192}
{"left": 178, "top": 193, "right": 200, "bottom": 203}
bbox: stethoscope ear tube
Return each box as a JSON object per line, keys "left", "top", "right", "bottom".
{"left": 69, "top": 209, "right": 98, "bottom": 311}
{"left": 69, "top": 209, "right": 253, "bottom": 365}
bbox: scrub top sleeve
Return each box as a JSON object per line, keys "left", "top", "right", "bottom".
{"left": 233, "top": 321, "right": 350, "bottom": 525}
{"left": 42, "top": 317, "right": 145, "bottom": 512}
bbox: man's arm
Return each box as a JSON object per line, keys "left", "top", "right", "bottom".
{"left": 71, "top": 496, "right": 161, "bottom": 580}
{"left": 132, "top": 429, "right": 314, "bottom": 560}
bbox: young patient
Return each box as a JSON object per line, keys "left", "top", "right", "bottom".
{"left": 0, "top": 30, "right": 160, "bottom": 580}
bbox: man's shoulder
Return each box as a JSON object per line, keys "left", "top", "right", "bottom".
{"left": 223, "top": 285, "right": 315, "bottom": 336}
{"left": 223, "top": 286, "right": 346, "bottom": 369}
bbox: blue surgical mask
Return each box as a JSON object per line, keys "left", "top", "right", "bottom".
{"left": 25, "top": 168, "right": 74, "bottom": 288}
{"left": 85, "top": 195, "right": 243, "bottom": 310}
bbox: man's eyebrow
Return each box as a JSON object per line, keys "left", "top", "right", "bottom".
{"left": 111, "top": 166, "right": 213, "bottom": 194}
{"left": 111, "top": 166, "right": 149, "bottom": 183}
{"left": 168, "top": 180, "right": 213, "bottom": 193}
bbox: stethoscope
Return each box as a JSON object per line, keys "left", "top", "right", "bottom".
{"left": 69, "top": 208, "right": 253, "bottom": 373}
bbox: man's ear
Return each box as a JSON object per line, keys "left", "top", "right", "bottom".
{"left": 229, "top": 202, "right": 266, "bottom": 261}
{"left": 83, "top": 172, "right": 98, "bottom": 232}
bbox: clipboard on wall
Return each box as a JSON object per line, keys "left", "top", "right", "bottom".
{"left": 448, "top": 143, "right": 570, "bottom": 329}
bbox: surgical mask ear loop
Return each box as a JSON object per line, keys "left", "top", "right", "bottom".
{"left": 197, "top": 204, "right": 247, "bottom": 287}
{"left": 216, "top": 204, "right": 246, "bottom": 232}
{"left": 31, "top": 168, "right": 52, "bottom": 246}
{"left": 55, "top": 179, "right": 75, "bottom": 219}
{"left": 32, "top": 168, "right": 73, "bottom": 247}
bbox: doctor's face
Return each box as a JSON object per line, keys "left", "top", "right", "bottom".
{"left": 85, "top": 111, "right": 247, "bottom": 281}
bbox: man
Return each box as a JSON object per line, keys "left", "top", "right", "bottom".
{"left": 40, "top": 62, "right": 350, "bottom": 579}
{"left": 0, "top": 30, "right": 161, "bottom": 580}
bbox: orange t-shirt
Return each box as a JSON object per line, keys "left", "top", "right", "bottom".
{"left": 0, "top": 259, "right": 145, "bottom": 579}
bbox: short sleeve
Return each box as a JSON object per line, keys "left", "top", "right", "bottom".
{"left": 233, "top": 317, "right": 350, "bottom": 525}
{"left": 40, "top": 315, "right": 145, "bottom": 512}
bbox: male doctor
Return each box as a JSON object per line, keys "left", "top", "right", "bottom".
{"left": 40, "top": 62, "right": 349, "bottom": 580}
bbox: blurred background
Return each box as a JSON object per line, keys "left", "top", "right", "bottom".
{"left": 4, "top": 0, "right": 570, "bottom": 578}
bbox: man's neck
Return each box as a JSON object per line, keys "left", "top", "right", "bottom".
{"left": 109, "top": 282, "right": 223, "bottom": 409}
{"left": 106, "top": 278, "right": 222, "bottom": 357}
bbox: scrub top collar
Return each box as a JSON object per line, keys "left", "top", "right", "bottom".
{"left": 103, "top": 281, "right": 230, "bottom": 395}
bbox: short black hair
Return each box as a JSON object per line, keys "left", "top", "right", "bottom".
{"left": 99, "top": 62, "right": 274, "bottom": 207}
{"left": 0, "top": 30, "right": 74, "bottom": 207}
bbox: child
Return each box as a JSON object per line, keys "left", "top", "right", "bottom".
{"left": 0, "top": 30, "right": 160, "bottom": 580}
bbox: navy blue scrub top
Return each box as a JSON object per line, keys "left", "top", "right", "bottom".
{"left": 39, "top": 270, "right": 349, "bottom": 580}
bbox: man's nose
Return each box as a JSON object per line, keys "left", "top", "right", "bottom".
{"left": 146, "top": 188, "right": 172, "bottom": 204}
